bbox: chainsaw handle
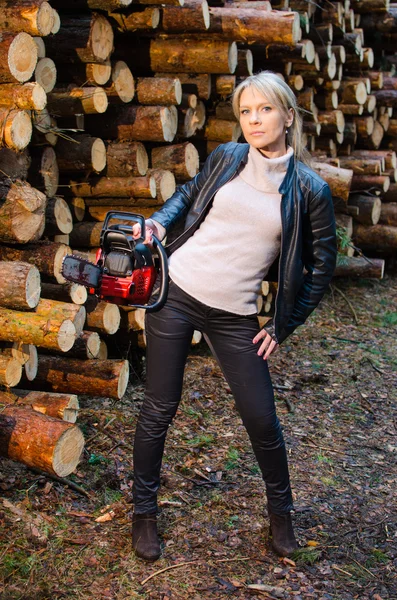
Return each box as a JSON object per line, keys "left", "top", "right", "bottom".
{"left": 102, "top": 212, "right": 146, "bottom": 242}
{"left": 132, "top": 234, "right": 169, "bottom": 312}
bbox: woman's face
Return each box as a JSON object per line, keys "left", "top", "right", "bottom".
{"left": 239, "top": 86, "right": 293, "bottom": 157}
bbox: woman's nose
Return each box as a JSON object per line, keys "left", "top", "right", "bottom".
{"left": 249, "top": 111, "right": 261, "bottom": 123}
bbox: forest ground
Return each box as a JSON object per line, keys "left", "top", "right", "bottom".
{"left": 0, "top": 272, "right": 396, "bottom": 600}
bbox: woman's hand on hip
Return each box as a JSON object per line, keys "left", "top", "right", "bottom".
{"left": 253, "top": 329, "right": 279, "bottom": 360}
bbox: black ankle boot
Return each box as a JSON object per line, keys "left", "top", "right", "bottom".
{"left": 269, "top": 511, "right": 298, "bottom": 557}
{"left": 132, "top": 513, "right": 161, "bottom": 561}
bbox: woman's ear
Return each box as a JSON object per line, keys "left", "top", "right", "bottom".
{"left": 286, "top": 107, "right": 294, "bottom": 128}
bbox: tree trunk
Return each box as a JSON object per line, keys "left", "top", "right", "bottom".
{"left": 69, "top": 222, "right": 103, "bottom": 248}
{"left": 208, "top": 7, "right": 301, "bottom": 45}
{"left": 0, "top": 148, "right": 31, "bottom": 181}
{"left": 155, "top": 72, "right": 211, "bottom": 100}
{"left": 347, "top": 195, "right": 382, "bottom": 225}
{"left": 352, "top": 149, "right": 396, "bottom": 170}
{"left": 379, "top": 202, "right": 397, "bottom": 226}
{"left": 105, "top": 141, "right": 148, "bottom": 177}
{"left": 151, "top": 142, "right": 199, "bottom": 181}
{"left": 338, "top": 157, "right": 383, "bottom": 175}
{"left": 85, "top": 105, "right": 178, "bottom": 143}
{"left": 0, "top": 406, "right": 84, "bottom": 476}
{"left": 0, "top": 1, "right": 54, "bottom": 36}
{"left": 0, "top": 180, "right": 46, "bottom": 243}
{"left": 104, "top": 61, "right": 135, "bottom": 105}
{"left": 28, "top": 146, "right": 59, "bottom": 197}
{"left": 110, "top": 7, "right": 160, "bottom": 31}
{"left": 136, "top": 77, "right": 182, "bottom": 106}
{"left": 7, "top": 391, "right": 80, "bottom": 423}
{"left": 0, "top": 308, "right": 76, "bottom": 352}
{"left": 47, "top": 86, "right": 108, "bottom": 115}
{"left": 44, "top": 197, "right": 73, "bottom": 235}
{"left": 0, "top": 82, "right": 46, "bottom": 110}
{"left": 35, "top": 298, "right": 86, "bottom": 336}
{"left": 334, "top": 255, "right": 385, "bottom": 278}
{"left": 351, "top": 175, "right": 390, "bottom": 194}
{"left": 0, "top": 241, "right": 70, "bottom": 284}
{"left": 44, "top": 14, "right": 114, "bottom": 63}
{"left": 87, "top": 205, "right": 156, "bottom": 221}
{"left": 205, "top": 117, "right": 241, "bottom": 142}
{"left": 162, "top": 0, "right": 210, "bottom": 32}
{"left": 0, "top": 356, "right": 22, "bottom": 387}
{"left": 86, "top": 300, "right": 121, "bottom": 335}
{"left": 0, "top": 108, "right": 32, "bottom": 150}
{"left": 69, "top": 175, "right": 156, "bottom": 200}
{"left": 150, "top": 38, "right": 238, "bottom": 74}
{"left": 50, "top": 0, "right": 132, "bottom": 8}
{"left": 0, "top": 261, "right": 41, "bottom": 310}
{"left": 0, "top": 32, "right": 38, "bottom": 83}
{"left": 317, "top": 110, "right": 345, "bottom": 134}
{"left": 55, "top": 60, "right": 112, "bottom": 86}
{"left": 313, "top": 162, "right": 353, "bottom": 203}
{"left": 147, "top": 169, "right": 176, "bottom": 202}
{"left": 27, "top": 355, "right": 129, "bottom": 399}
{"left": 40, "top": 282, "right": 87, "bottom": 305}
{"left": 353, "top": 223, "right": 397, "bottom": 251}
{"left": 55, "top": 134, "right": 106, "bottom": 174}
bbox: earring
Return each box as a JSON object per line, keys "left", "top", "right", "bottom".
{"left": 286, "top": 129, "right": 289, "bottom": 134}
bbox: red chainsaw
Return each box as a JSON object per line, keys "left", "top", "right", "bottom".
{"left": 61, "top": 212, "right": 169, "bottom": 312}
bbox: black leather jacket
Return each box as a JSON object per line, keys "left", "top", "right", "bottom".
{"left": 150, "top": 142, "right": 337, "bottom": 344}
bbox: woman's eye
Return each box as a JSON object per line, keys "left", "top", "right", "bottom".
{"left": 262, "top": 106, "right": 271, "bottom": 111}
{"left": 240, "top": 109, "right": 249, "bottom": 115}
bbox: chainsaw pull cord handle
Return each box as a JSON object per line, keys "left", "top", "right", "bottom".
{"left": 131, "top": 234, "right": 169, "bottom": 312}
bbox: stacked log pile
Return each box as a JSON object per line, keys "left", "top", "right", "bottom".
{"left": 1, "top": 0, "right": 397, "bottom": 392}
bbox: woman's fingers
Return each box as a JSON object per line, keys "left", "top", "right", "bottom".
{"left": 253, "top": 329, "right": 278, "bottom": 360}
{"left": 132, "top": 223, "right": 141, "bottom": 239}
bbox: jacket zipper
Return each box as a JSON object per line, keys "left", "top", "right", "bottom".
{"left": 272, "top": 195, "right": 285, "bottom": 344}
{"left": 166, "top": 161, "right": 240, "bottom": 252}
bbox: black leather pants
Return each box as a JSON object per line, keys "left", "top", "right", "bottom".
{"left": 133, "top": 280, "right": 293, "bottom": 515}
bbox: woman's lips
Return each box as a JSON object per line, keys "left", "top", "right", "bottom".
{"left": 250, "top": 131, "right": 264, "bottom": 135}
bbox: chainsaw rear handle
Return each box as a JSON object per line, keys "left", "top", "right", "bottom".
{"left": 132, "top": 234, "right": 169, "bottom": 312}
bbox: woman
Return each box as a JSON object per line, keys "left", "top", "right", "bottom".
{"left": 131, "top": 71, "right": 337, "bottom": 562}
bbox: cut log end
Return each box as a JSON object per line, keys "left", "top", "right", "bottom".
{"left": 228, "top": 42, "right": 238, "bottom": 74}
{"left": 112, "top": 61, "right": 135, "bottom": 103}
{"left": 26, "top": 265, "right": 41, "bottom": 308}
{"left": 91, "top": 15, "right": 114, "bottom": 62}
{"left": 57, "top": 320, "right": 76, "bottom": 352}
{"left": 117, "top": 360, "right": 129, "bottom": 399}
{"left": 37, "top": 2, "right": 55, "bottom": 37}
{"left": 35, "top": 58, "right": 57, "bottom": 94}
{"left": 0, "top": 357, "right": 22, "bottom": 387}
{"left": 88, "top": 60, "right": 112, "bottom": 86}
{"left": 4, "top": 110, "right": 32, "bottom": 151}
{"left": 92, "top": 138, "right": 107, "bottom": 173}
{"left": 9, "top": 33, "right": 38, "bottom": 83}
{"left": 54, "top": 425, "right": 84, "bottom": 477}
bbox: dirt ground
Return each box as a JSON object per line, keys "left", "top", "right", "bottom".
{"left": 0, "top": 272, "right": 396, "bottom": 600}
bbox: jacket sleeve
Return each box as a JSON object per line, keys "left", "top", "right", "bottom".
{"left": 149, "top": 144, "right": 225, "bottom": 233}
{"left": 267, "top": 182, "right": 337, "bottom": 344}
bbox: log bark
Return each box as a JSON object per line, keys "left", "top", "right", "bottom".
{"left": 87, "top": 205, "right": 156, "bottom": 221}
{"left": 110, "top": 7, "right": 160, "bottom": 31}
{"left": 162, "top": 0, "right": 210, "bottom": 32}
{"left": 313, "top": 162, "right": 353, "bottom": 203}
{"left": 66, "top": 330, "right": 100, "bottom": 359}
{"left": 69, "top": 222, "right": 103, "bottom": 248}
{"left": 379, "top": 202, "right": 397, "bottom": 226}
{"left": 334, "top": 255, "right": 385, "bottom": 278}
{"left": 0, "top": 308, "right": 76, "bottom": 352}
{"left": 0, "top": 180, "right": 46, "bottom": 243}
{"left": 155, "top": 72, "right": 211, "bottom": 100}
{"left": 44, "top": 14, "right": 114, "bottom": 63}
{"left": 85, "top": 105, "right": 178, "bottom": 143}
{"left": 8, "top": 391, "right": 80, "bottom": 423}
{"left": 0, "top": 82, "right": 46, "bottom": 111}
{"left": 104, "top": 61, "right": 135, "bottom": 105}
{"left": 51, "top": 0, "right": 132, "bottom": 8}
{"left": 205, "top": 117, "right": 241, "bottom": 142}
{"left": 35, "top": 298, "right": 86, "bottom": 336}
{"left": 338, "top": 157, "right": 383, "bottom": 175}
{"left": 105, "top": 141, "right": 148, "bottom": 177}
{"left": 0, "top": 406, "right": 84, "bottom": 476}
{"left": 208, "top": 7, "right": 301, "bottom": 45}
{"left": 0, "top": 108, "right": 32, "bottom": 151}
{"left": 0, "top": 241, "right": 70, "bottom": 284}
{"left": 34, "top": 57, "right": 56, "bottom": 93}
{"left": 347, "top": 195, "right": 382, "bottom": 225}
{"left": 317, "top": 110, "right": 345, "bottom": 134}
{"left": 0, "top": 261, "right": 41, "bottom": 310}
{"left": 47, "top": 86, "right": 108, "bottom": 115}
{"left": 86, "top": 300, "right": 121, "bottom": 335}
{"left": 56, "top": 134, "right": 106, "bottom": 174}
{"left": 40, "top": 282, "right": 87, "bottom": 305}
{"left": 151, "top": 142, "right": 199, "bottom": 181}
{"left": 136, "top": 77, "right": 182, "bottom": 106}
{"left": 69, "top": 175, "right": 156, "bottom": 199}
{"left": 150, "top": 38, "right": 238, "bottom": 74}
{"left": 29, "top": 355, "right": 129, "bottom": 399}
{"left": 353, "top": 223, "right": 397, "bottom": 251}
{"left": 28, "top": 146, "right": 59, "bottom": 197}
{"left": 0, "top": 148, "right": 31, "bottom": 181}
{"left": 352, "top": 150, "right": 397, "bottom": 170}
{"left": 97, "top": 339, "right": 108, "bottom": 360}
{"left": 0, "top": 32, "right": 38, "bottom": 83}
{"left": 44, "top": 197, "right": 73, "bottom": 235}
{"left": 0, "top": 1, "right": 54, "bottom": 36}
{"left": 351, "top": 175, "right": 390, "bottom": 194}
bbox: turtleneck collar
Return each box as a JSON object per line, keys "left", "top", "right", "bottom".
{"left": 239, "top": 145, "right": 294, "bottom": 193}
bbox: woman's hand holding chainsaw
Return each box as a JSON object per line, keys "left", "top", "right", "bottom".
{"left": 132, "top": 220, "right": 157, "bottom": 245}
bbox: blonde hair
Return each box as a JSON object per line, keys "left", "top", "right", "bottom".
{"left": 232, "top": 71, "right": 311, "bottom": 165}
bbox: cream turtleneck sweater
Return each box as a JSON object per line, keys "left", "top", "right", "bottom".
{"left": 167, "top": 145, "right": 293, "bottom": 315}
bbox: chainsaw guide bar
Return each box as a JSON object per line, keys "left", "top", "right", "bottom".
{"left": 61, "top": 255, "right": 102, "bottom": 289}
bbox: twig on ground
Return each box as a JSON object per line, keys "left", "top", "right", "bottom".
{"left": 303, "top": 437, "right": 346, "bottom": 455}
{"left": 351, "top": 558, "right": 378, "bottom": 579}
{"left": 30, "top": 469, "right": 92, "bottom": 498}
{"left": 330, "top": 284, "right": 359, "bottom": 324}
{"left": 332, "top": 564, "right": 353, "bottom": 577}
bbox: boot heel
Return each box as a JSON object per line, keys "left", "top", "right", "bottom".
{"left": 269, "top": 511, "right": 298, "bottom": 557}
{"left": 132, "top": 512, "right": 161, "bottom": 561}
